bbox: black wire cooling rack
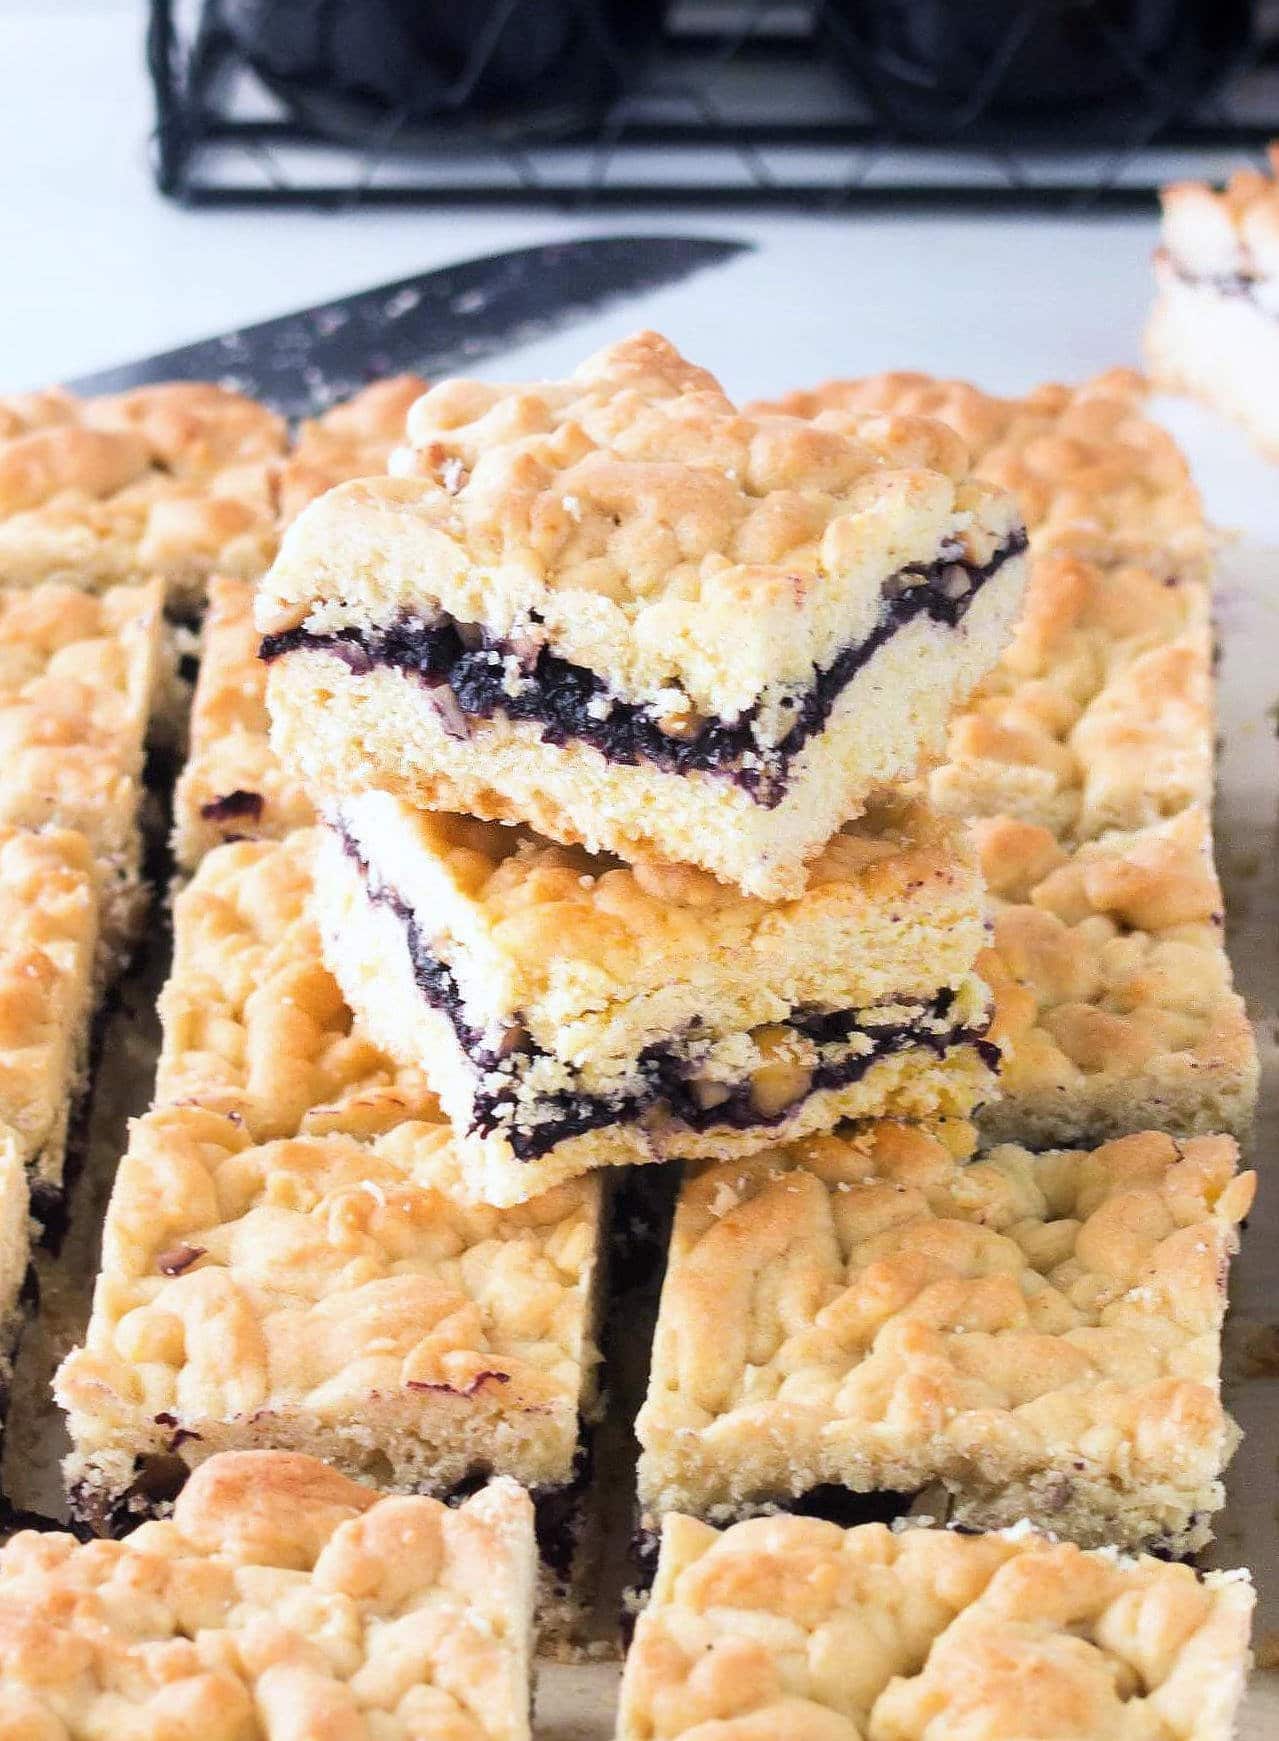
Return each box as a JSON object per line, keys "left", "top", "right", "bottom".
{"left": 148, "top": 0, "right": 1279, "bottom": 211}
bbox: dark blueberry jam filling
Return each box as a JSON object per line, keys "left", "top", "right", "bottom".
{"left": 200, "top": 789, "right": 264, "bottom": 824}
{"left": 340, "top": 830, "right": 998, "bottom": 1165}
{"left": 1172, "top": 260, "right": 1268, "bottom": 303}
{"left": 264, "top": 529, "right": 1026, "bottom": 807}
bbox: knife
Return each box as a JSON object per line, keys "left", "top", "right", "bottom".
{"left": 65, "top": 235, "right": 751, "bottom": 419}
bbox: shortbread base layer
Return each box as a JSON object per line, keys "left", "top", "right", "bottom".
{"left": 315, "top": 844, "right": 996, "bottom": 1206}
{"left": 1147, "top": 264, "right": 1279, "bottom": 460}
{"left": 62, "top": 1385, "right": 584, "bottom": 1507}
{"left": 636, "top": 1434, "right": 1231, "bottom": 1560}
{"left": 266, "top": 558, "right": 1026, "bottom": 899}
{"left": 977, "top": 991, "right": 1259, "bottom": 1150}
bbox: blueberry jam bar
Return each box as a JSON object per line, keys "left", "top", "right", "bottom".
{"left": 620, "top": 1513, "right": 1253, "bottom": 1741}
{"left": 0, "top": 579, "right": 166, "bottom": 965}
{"left": 172, "top": 576, "right": 316, "bottom": 871}
{"left": 315, "top": 789, "right": 1000, "bottom": 1206}
{"left": 975, "top": 809, "right": 1257, "bottom": 1147}
{"left": 635, "top": 1120, "right": 1252, "bottom": 1556}
{"left": 258, "top": 333, "right": 1028, "bottom": 899}
{"left": 56, "top": 1105, "right": 603, "bottom": 1597}
{"left": 1148, "top": 146, "right": 1279, "bottom": 460}
{"left": 0, "top": 382, "right": 284, "bottom": 611}
{"left": 0, "top": 1453, "right": 537, "bottom": 1741}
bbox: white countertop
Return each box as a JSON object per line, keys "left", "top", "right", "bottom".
{"left": 4, "top": 1, "right": 1276, "bottom": 543}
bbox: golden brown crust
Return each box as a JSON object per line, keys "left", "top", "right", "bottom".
{"left": 0, "top": 827, "right": 98, "bottom": 1190}
{"left": 636, "top": 1119, "right": 1252, "bottom": 1550}
{"left": 0, "top": 1453, "right": 536, "bottom": 1741}
{"left": 750, "top": 369, "right": 1207, "bottom": 580}
{"left": 279, "top": 374, "right": 428, "bottom": 523}
{"left": 0, "top": 580, "right": 161, "bottom": 841}
{"left": 931, "top": 551, "right": 1213, "bottom": 840}
{"left": 975, "top": 809, "right": 1257, "bottom": 1145}
{"left": 619, "top": 1513, "right": 1254, "bottom": 1741}
{"left": 156, "top": 830, "right": 439, "bottom": 1141}
{"left": 56, "top": 1104, "right": 601, "bottom": 1494}
{"left": 80, "top": 381, "right": 287, "bottom": 473}
{"left": 258, "top": 332, "right": 1023, "bottom": 725}
{"left": 0, "top": 383, "right": 285, "bottom": 604}
{"left": 330, "top": 788, "right": 988, "bottom": 1034}
{"left": 172, "top": 576, "right": 316, "bottom": 869}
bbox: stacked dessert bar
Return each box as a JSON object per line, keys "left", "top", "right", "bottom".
{"left": 1147, "top": 144, "right": 1279, "bottom": 459}
{"left": 60, "top": 335, "right": 1035, "bottom": 1615}
{"left": 37, "top": 334, "right": 1257, "bottom": 1732}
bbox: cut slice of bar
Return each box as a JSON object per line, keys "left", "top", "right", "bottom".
{"left": 620, "top": 1513, "right": 1253, "bottom": 1741}
{"left": 316, "top": 789, "right": 1001, "bottom": 1207}
{"left": 155, "top": 829, "right": 439, "bottom": 1142}
{"left": 0, "top": 382, "right": 285, "bottom": 610}
{"left": 635, "top": 1119, "right": 1252, "bottom": 1555}
{"left": 0, "top": 827, "right": 98, "bottom": 1228}
{"left": 0, "top": 1452, "right": 536, "bottom": 1741}
{"left": 751, "top": 367, "right": 1208, "bottom": 581}
{"left": 975, "top": 809, "right": 1257, "bottom": 1146}
{"left": 258, "top": 332, "right": 1028, "bottom": 899}
{"left": 0, "top": 579, "right": 166, "bottom": 965}
{"left": 930, "top": 550, "right": 1213, "bottom": 843}
{"left": 56, "top": 1105, "right": 603, "bottom": 1573}
{"left": 1147, "top": 146, "right": 1279, "bottom": 460}
{"left": 172, "top": 576, "right": 317, "bottom": 870}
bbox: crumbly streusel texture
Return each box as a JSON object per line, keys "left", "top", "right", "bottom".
{"left": 0, "top": 382, "right": 285, "bottom": 609}
{"left": 931, "top": 550, "right": 1213, "bottom": 843}
{"left": 975, "top": 809, "right": 1257, "bottom": 1146}
{"left": 0, "top": 1452, "right": 536, "bottom": 1741}
{"left": 0, "top": 579, "right": 165, "bottom": 961}
{"left": 279, "top": 374, "right": 428, "bottom": 524}
{"left": 0, "top": 827, "right": 98, "bottom": 1201}
{"left": 260, "top": 332, "right": 1027, "bottom": 897}
{"left": 636, "top": 1120, "right": 1252, "bottom": 1554}
{"left": 619, "top": 1514, "right": 1253, "bottom": 1741}
{"left": 56, "top": 1104, "right": 602, "bottom": 1510}
{"left": 156, "top": 830, "right": 440, "bottom": 1143}
{"left": 750, "top": 366, "right": 1208, "bottom": 581}
{"left": 317, "top": 791, "right": 997, "bottom": 1204}
{"left": 1147, "top": 147, "right": 1279, "bottom": 458}
{"left": 172, "top": 576, "right": 317, "bottom": 869}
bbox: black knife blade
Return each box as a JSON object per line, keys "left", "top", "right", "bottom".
{"left": 65, "top": 235, "right": 751, "bottom": 418}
